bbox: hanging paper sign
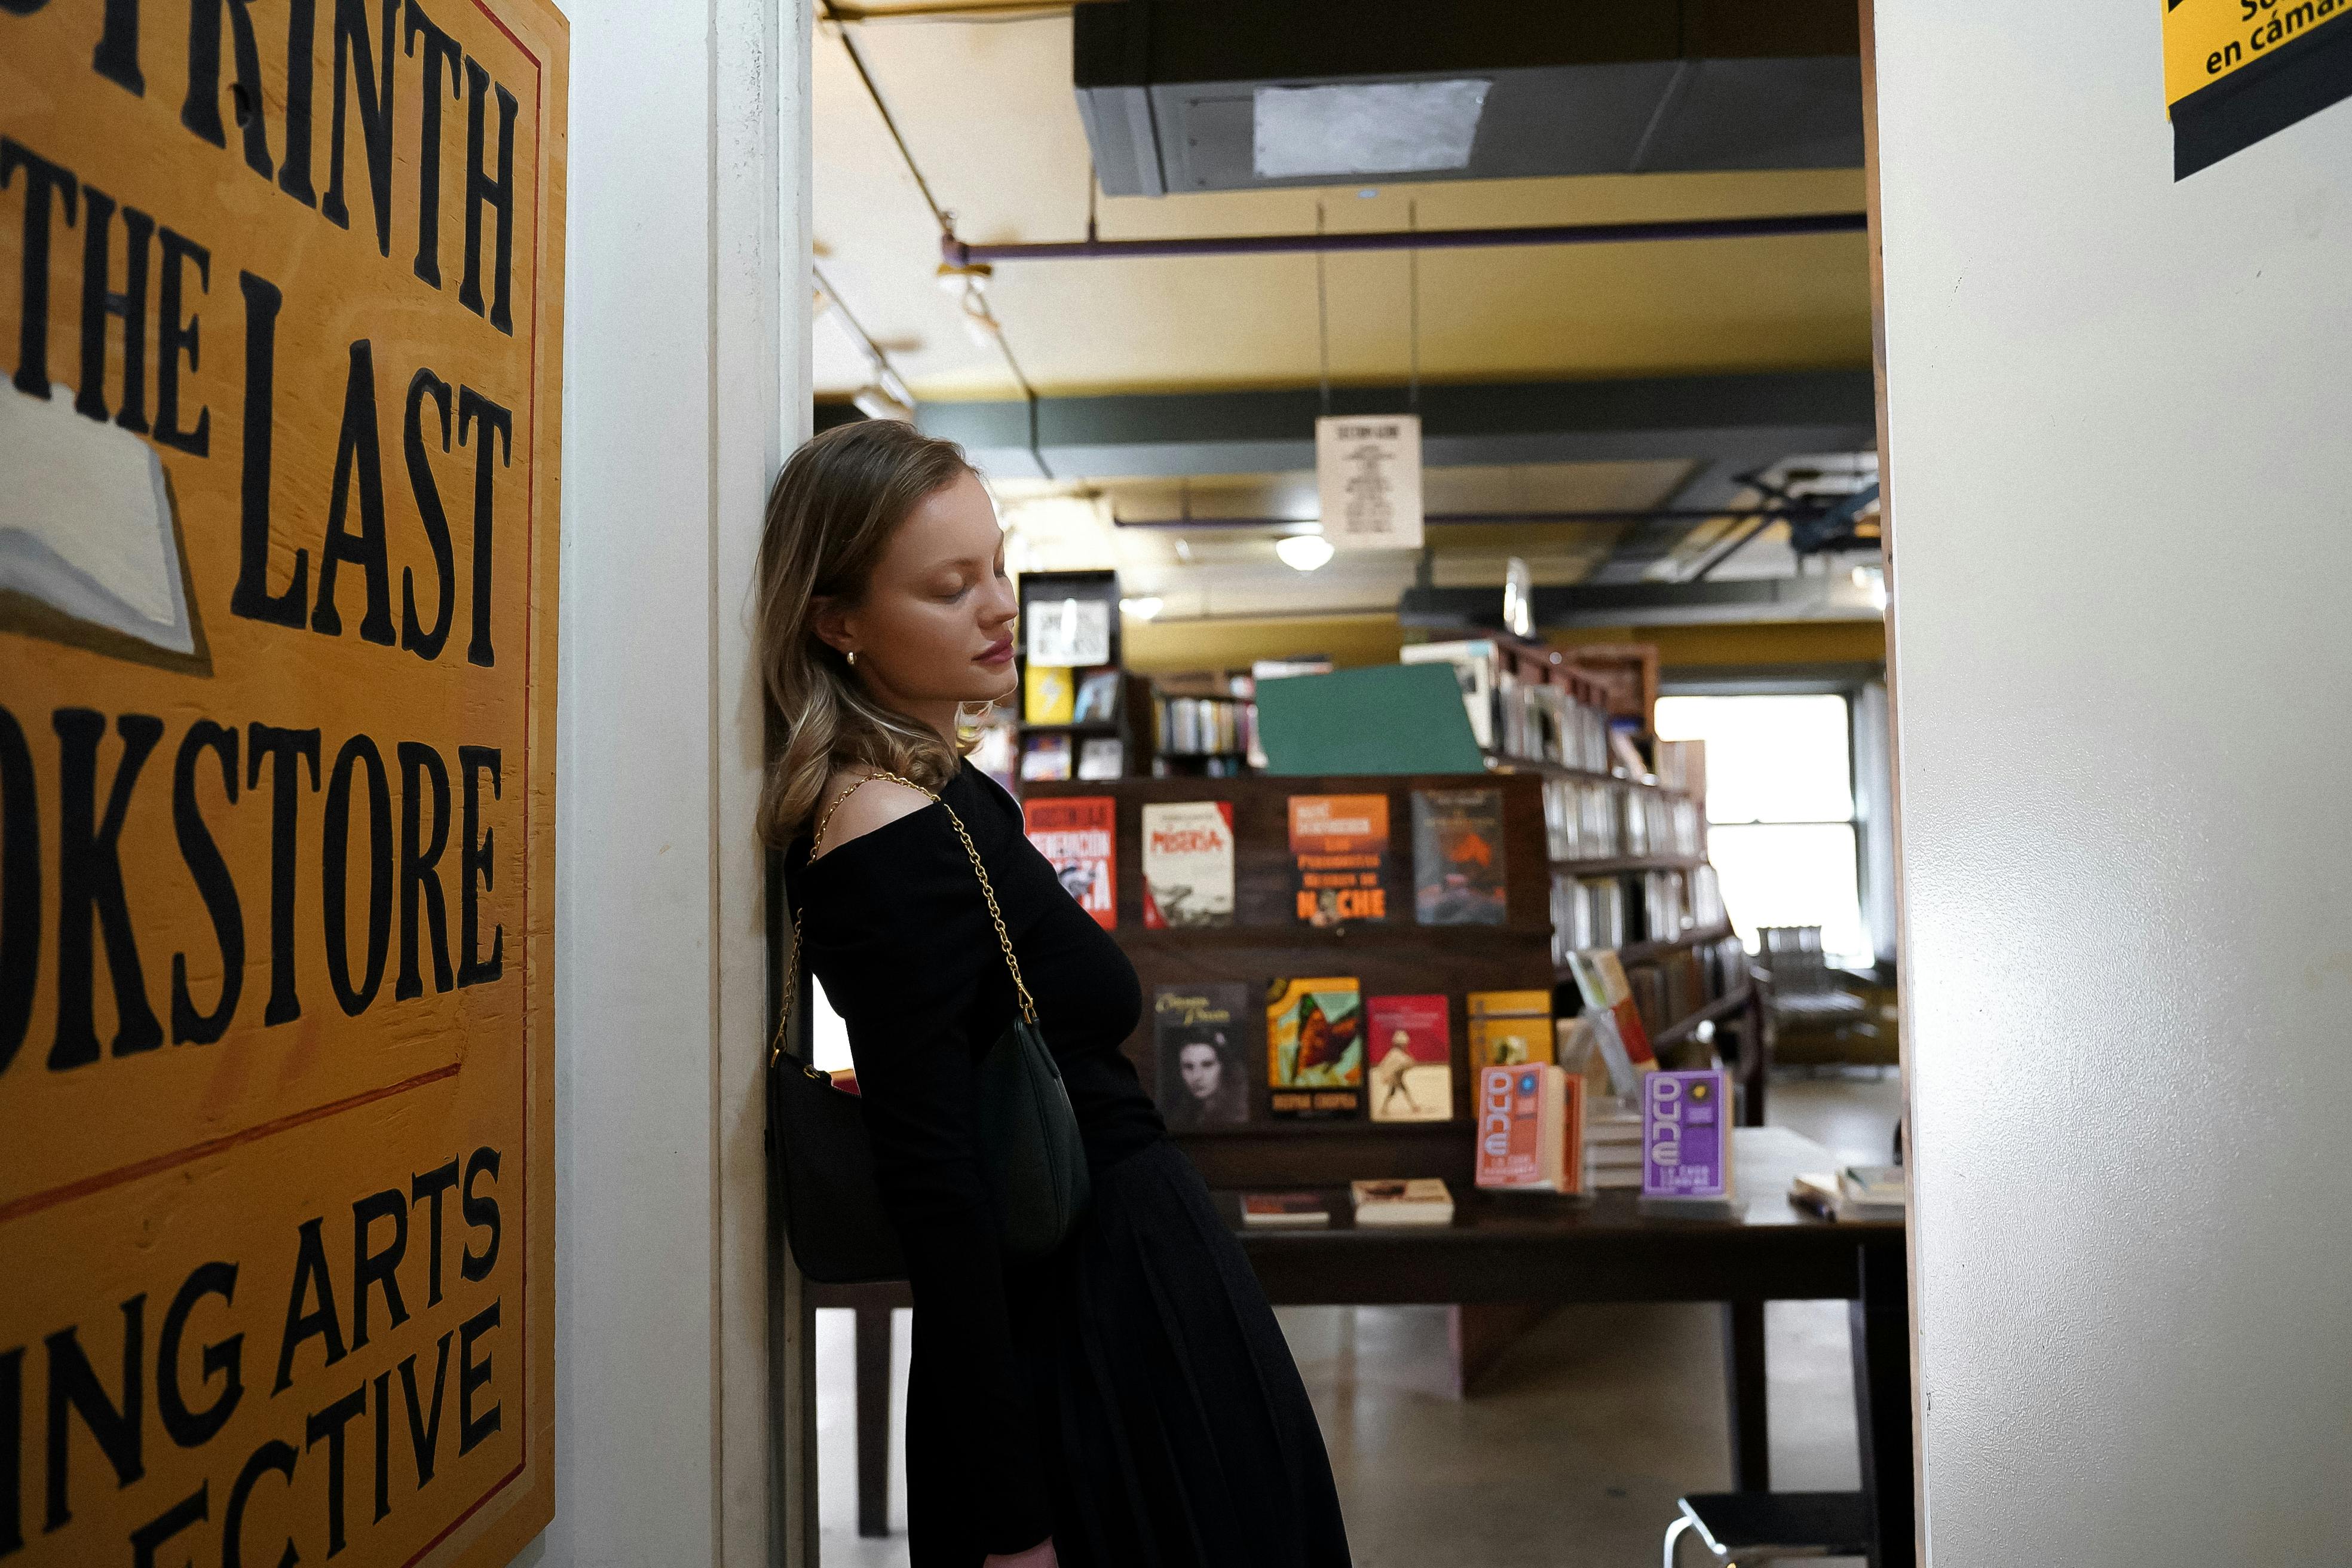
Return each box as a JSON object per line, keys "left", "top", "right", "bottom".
{"left": 1315, "top": 414, "right": 1424, "bottom": 550}
{"left": 0, "top": 0, "right": 565, "bottom": 1561}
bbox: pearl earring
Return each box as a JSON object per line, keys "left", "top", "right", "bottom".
{"left": 846, "top": 650, "right": 858, "bottom": 666}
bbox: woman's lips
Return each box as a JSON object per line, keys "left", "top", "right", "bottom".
{"left": 977, "top": 639, "right": 1014, "bottom": 666}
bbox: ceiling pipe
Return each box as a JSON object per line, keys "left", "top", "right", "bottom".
{"left": 942, "top": 211, "right": 1866, "bottom": 266}
{"left": 1110, "top": 508, "right": 1802, "bottom": 530}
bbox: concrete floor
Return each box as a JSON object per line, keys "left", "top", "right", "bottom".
{"left": 815, "top": 1070, "right": 1904, "bottom": 1567}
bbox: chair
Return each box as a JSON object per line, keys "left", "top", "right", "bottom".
{"left": 1662, "top": 1491, "right": 1870, "bottom": 1566}
{"left": 1756, "top": 926, "right": 1867, "bottom": 1031}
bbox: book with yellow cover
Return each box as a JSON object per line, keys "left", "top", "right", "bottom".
{"left": 1024, "top": 663, "right": 1076, "bottom": 724}
{"left": 1467, "top": 989, "right": 1553, "bottom": 1067}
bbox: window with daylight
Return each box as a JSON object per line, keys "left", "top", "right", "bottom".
{"left": 1654, "top": 694, "right": 1872, "bottom": 968}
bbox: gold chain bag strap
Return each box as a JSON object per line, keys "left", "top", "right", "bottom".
{"left": 765, "top": 771, "right": 1089, "bottom": 1282}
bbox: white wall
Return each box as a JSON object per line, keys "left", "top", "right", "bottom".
{"left": 1875, "top": 3, "right": 2352, "bottom": 1562}
{"left": 526, "top": 1, "right": 810, "bottom": 1564}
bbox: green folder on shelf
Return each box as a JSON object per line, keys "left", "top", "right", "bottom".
{"left": 1255, "top": 663, "right": 1484, "bottom": 776}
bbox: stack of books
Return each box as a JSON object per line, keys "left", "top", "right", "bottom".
{"left": 1350, "top": 1177, "right": 1456, "bottom": 1226}
{"left": 1584, "top": 1097, "right": 1643, "bottom": 1191}
{"left": 1789, "top": 1165, "right": 1906, "bottom": 1222}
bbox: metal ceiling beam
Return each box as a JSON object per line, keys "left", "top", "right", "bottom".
{"left": 916, "top": 370, "right": 1877, "bottom": 483}
{"left": 941, "top": 212, "right": 1866, "bottom": 265}
{"left": 1398, "top": 575, "right": 1879, "bottom": 630}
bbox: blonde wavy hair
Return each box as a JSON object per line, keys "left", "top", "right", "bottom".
{"left": 755, "top": 420, "right": 991, "bottom": 844}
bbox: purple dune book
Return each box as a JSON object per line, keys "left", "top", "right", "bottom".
{"left": 1642, "top": 1069, "right": 1733, "bottom": 1202}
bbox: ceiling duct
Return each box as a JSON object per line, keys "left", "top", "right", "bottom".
{"left": 1075, "top": 0, "right": 1864, "bottom": 197}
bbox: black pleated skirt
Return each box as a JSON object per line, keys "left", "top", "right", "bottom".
{"left": 906, "top": 1139, "right": 1354, "bottom": 1567}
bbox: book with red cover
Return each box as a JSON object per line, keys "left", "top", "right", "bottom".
{"left": 1023, "top": 795, "right": 1116, "bottom": 929}
{"left": 1366, "top": 993, "right": 1452, "bottom": 1122}
{"left": 1241, "top": 1192, "right": 1331, "bottom": 1228}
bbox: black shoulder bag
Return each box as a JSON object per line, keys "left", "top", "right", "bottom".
{"left": 765, "top": 770, "right": 1092, "bottom": 1284}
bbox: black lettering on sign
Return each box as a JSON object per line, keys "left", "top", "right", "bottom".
{"left": 223, "top": 1440, "right": 298, "bottom": 1568}
{"left": 74, "top": 185, "right": 153, "bottom": 432}
{"left": 231, "top": 270, "right": 309, "bottom": 627}
{"left": 460, "top": 1145, "right": 500, "bottom": 1281}
{"left": 406, "top": 1, "right": 464, "bottom": 288}
{"left": 0, "top": 706, "right": 39, "bottom": 1077}
{"left": 314, "top": 339, "right": 396, "bottom": 645}
{"left": 92, "top": 0, "right": 144, "bottom": 94}
{"left": 304, "top": 1382, "right": 366, "bottom": 1557}
{"left": 397, "top": 1331, "right": 451, "bottom": 1489}
{"left": 182, "top": 0, "right": 277, "bottom": 179}
{"left": 2, "top": 138, "right": 78, "bottom": 398}
{"left": 402, "top": 368, "right": 457, "bottom": 658}
{"left": 323, "top": 0, "right": 397, "bottom": 255}
{"left": 170, "top": 720, "right": 244, "bottom": 1046}
{"left": 44, "top": 1294, "right": 145, "bottom": 1531}
{"left": 321, "top": 734, "right": 392, "bottom": 1015}
{"left": 278, "top": 0, "right": 320, "bottom": 208}
{"left": 456, "top": 1301, "right": 498, "bottom": 1455}
{"left": 1, "top": 1346, "right": 21, "bottom": 1555}
{"left": 246, "top": 723, "right": 320, "bottom": 1027}
{"left": 129, "top": 1485, "right": 208, "bottom": 1568}
{"left": 372, "top": 1367, "right": 391, "bottom": 1521}
{"left": 51, "top": 709, "right": 163, "bottom": 1069}
{"left": 457, "top": 745, "right": 501, "bottom": 986}
{"left": 397, "top": 742, "right": 452, "bottom": 998}
{"left": 158, "top": 1261, "right": 244, "bottom": 1449}
{"left": 460, "top": 57, "right": 516, "bottom": 333}
{"left": 408, "top": 1157, "right": 460, "bottom": 1307}
{"left": 153, "top": 225, "right": 209, "bottom": 457}
{"left": 457, "top": 387, "right": 510, "bottom": 666}
{"left": 350, "top": 1187, "right": 411, "bottom": 1350}
{"left": 274, "top": 1216, "right": 347, "bottom": 1394}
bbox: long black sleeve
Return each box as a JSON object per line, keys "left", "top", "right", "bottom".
{"left": 796, "top": 803, "right": 1054, "bottom": 1555}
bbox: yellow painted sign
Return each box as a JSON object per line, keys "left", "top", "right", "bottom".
{"left": 1, "top": 0, "right": 564, "bottom": 1561}
{"left": 2166, "top": 0, "right": 2352, "bottom": 107}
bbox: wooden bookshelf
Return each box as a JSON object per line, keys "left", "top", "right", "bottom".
{"left": 1024, "top": 771, "right": 1554, "bottom": 1190}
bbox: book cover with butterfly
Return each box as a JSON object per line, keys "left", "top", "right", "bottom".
{"left": 1266, "top": 976, "right": 1364, "bottom": 1119}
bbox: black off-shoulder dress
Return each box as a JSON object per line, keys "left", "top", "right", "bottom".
{"left": 785, "top": 760, "right": 1352, "bottom": 1568}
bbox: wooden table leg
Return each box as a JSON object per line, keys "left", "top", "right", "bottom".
{"left": 1722, "top": 1300, "right": 1771, "bottom": 1491}
{"left": 855, "top": 1304, "right": 893, "bottom": 1538}
{"left": 1849, "top": 1242, "right": 1916, "bottom": 1568}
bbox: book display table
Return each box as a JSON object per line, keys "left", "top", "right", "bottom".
{"left": 811, "top": 1128, "right": 1913, "bottom": 1568}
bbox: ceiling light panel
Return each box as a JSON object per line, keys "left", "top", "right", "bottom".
{"left": 1252, "top": 79, "right": 1490, "bottom": 180}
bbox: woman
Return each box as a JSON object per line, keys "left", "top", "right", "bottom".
{"left": 759, "top": 421, "right": 1352, "bottom": 1568}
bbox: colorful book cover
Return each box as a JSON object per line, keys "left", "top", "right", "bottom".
{"left": 1023, "top": 796, "right": 1116, "bottom": 928}
{"left": 1365, "top": 993, "right": 1452, "bottom": 1122}
{"left": 1018, "top": 733, "right": 1072, "bottom": 782}
{"left": 1467, "top": 988, "right": 1553, "bottom": 1068}
{"left": 1141, "top": 801, "right": 1236, "bottom": 929}
{"left": 1475, "top": 1065, "right": 1545, "bottom": 1188}
{"left": 1411, "top": 787, "right": 1508, "bottom": 926}
{"left": 1024, "top": 662, "right": 1076, "bottom": 724}
{"left": 1153, "top": 983, "right": 1252, "bottom": 1131}
{"left": 1566, "top": 949, "right": 1656, "bottom": 1067}
{"left": 1642, "top": 1068, "right": 1733, "bottom": 1201}
{"left": 1266, "top": 976, "right": 1363, "bottom": 1119}
{"left": 1072, "top": 666, "right": 1122, "bottom": 723}
{"left": 1288, "top": 794, "right": 1391, "bottom": 926}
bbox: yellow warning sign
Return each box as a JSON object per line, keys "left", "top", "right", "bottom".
{"left": 2166, "top": 0, "right": 2352, "bottom": 111}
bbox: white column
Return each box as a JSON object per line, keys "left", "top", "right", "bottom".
{"left": 522, "top": 0, "right": 809, "bottom": 1562}
{"left": 1875, "top": 1, "right": 2352, "bottom": 1563}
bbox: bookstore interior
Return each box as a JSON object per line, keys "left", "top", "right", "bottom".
{"left": 803, "top": 6, "right": 1907, "bottom": 1565}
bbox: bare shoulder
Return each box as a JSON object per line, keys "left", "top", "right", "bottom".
{"left": 811, "top": 770, "right": 935, "bottom": 860}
